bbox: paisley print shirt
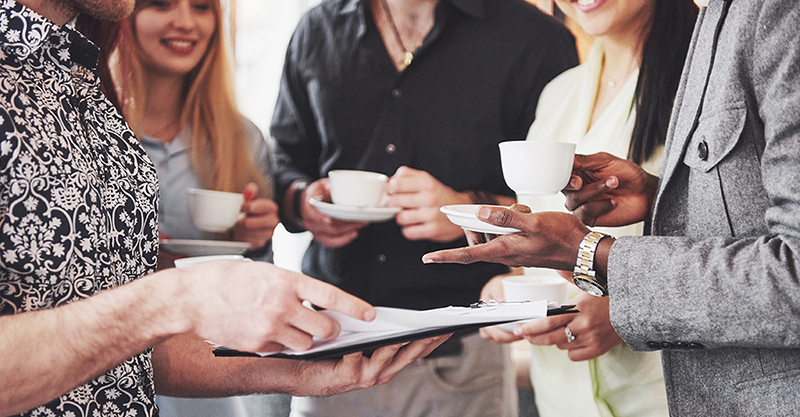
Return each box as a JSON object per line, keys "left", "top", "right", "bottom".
{"left": 0, "top": 1, "right": 160, "bottom": 415}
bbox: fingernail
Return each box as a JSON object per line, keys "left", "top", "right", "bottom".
{"left": 477, "top": 207, "right": 491, "bottom": 219}
{"left": 513, "top": 327, "right": 522, "bottom": 336}
{"left": 606, "top": 177, "right": 617, "bottom": 188}
{"left": 569, "top": 177, "right": 580, "bottom": 189}
{"left": 422, "top": 256, "right": 433, "bottom": 264}
{"left": 364, "top": 310, "right": 376, "bottom": 321}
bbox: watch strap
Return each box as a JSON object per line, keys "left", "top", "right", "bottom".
{"left": 572, "top": 231, "right": 611, "bottom": 297}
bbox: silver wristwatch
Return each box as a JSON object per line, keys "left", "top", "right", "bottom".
{"left": 572, "top": 231, "right": 612, "bottom": 297}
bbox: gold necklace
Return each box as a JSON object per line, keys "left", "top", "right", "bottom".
{"left": 379, "top": 0, "right": 418, "bottom": 66}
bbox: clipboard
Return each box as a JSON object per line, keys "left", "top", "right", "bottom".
{"left": 213, "top": 301, "right": 578, "bottom": 361}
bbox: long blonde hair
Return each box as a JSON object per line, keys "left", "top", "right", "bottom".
{"left": 113, "top": 0, "right": 270, "bottom": 195}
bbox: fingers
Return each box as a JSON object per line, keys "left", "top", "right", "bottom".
{"left": 475, "top": 206, "right": 527, "bottom": 230}
{"left": 571, "top": 152, "right": 618, "bottom": 172}
{"left": 508, "top": 203, "right": 532, "bottom": 214}
{"left": 563, "top": 177, "right": 618, "bottom": 212}
{"left": 294, "top": 276, "right": 376, "bottom": 322}
{"left": 564, "top": 175, "right": 583, "bottom": 191}
{"left": 479, "top": 326, "right": 522, "bottom": 343}
{"left": 570, "top": 200, "right": 617, "bottom": 227}
{"left": 422, "top": 244, "right": 489, "bottom": 265}
{"left": 373, "top": 335, "right": 450, "bottom": 384}
{"left": 386, "top": 166, "right": 426, "bottom": 195}
{"left": 514, "top": 315, "right": 572, "bottom": 339}
{"left": 242, "top": 182, "right": 259, "bottom": 201}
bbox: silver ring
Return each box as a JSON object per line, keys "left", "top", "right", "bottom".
{"left": 565, "top": 326, "right": 576, "bottom": 343}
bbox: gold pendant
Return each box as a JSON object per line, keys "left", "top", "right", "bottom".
{"left": 402, "top": 51, "right": 414, "bottom": 66}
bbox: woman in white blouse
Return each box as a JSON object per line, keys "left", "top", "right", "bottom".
{"left": 480, "top": 0, "right": 699, "bottom": 416}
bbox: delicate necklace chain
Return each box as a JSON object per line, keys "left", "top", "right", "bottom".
{"left": 603, "top": 72, "right": 617, "bottom": 88}
{"left": 379, "top": 0, "right": 419, "bottom": 67}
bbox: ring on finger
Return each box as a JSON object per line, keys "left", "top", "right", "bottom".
{"left": 565, "top": 326, "right": 576, "bottom": 343}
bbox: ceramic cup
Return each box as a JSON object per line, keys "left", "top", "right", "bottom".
{"left": 502, "top": 275, "right": 569, "bottom": 305}
{"left": 174, "top": 254, "right": 245, "bottom": 269}
{"left": 495, "top": 275, "right": 569, "bottom": 332}
{"left": 328, "top": 170, "right": 389, "bottom": 207}
{"left": 188, "top": 188, "right": 244, "bottom": 232}
{"left": 498, "top": 141, "right": 576, "bottom": 195}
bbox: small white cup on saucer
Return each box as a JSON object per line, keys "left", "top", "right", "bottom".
{"left": 328, "top": 170, "right": 388, "bottom": 207}
{"left": 174, "top": 254, "right": 246, "bottom": 269}
{"left": 496, "top": 275, "right": 569, "bottom": 332}
{"left": 499, "top": 141, "right": 576, "bottom": 195}
{"left": 188, "top": 188, "right": 244, "bottom": 232}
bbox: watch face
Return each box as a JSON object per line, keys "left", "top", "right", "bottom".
{"left": 573, "top": 276, "right": 607, "bottom": 297}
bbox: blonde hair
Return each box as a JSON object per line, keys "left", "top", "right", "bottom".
{"left": 114, "top": 0, "right": 270, "bottom": 195}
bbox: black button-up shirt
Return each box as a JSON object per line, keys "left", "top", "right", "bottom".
{"left": 271, "top": 0, "right": 577, "bottom": 309}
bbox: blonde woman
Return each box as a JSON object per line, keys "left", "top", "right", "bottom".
{"left": 109, "top": 0, "right": 283, "bottom": 415}
{"left": 113, "top": 0, "right": 279, "bottom": 268}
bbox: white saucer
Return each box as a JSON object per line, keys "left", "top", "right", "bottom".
{"left": 159, "top": 239, "right": 251, "bottom": 256}
{"left": 439, "top": 204, "right": 521, "bottom": 235}
{"left": 310, "top": 198, "right": 401, "bottom": 222}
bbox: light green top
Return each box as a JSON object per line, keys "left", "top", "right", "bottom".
{"left": 518, "top": 40, "right": 669, "bottom": 417}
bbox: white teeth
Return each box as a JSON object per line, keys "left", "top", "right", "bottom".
{"left": 165, "top": 39, "right": 194, "bottom": 48}
{"left": 577, "top": 0, "right": 596, "bottom": 5}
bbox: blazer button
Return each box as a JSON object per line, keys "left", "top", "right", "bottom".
{"left": 688, "top": 342, "right": 706, "bottom": 350}
{"left": 675, "top": 341, "right": 688, "bottom": 350}
{"left": 661, "top": 342, "right": 675, "bottom": 350}
{"left": 647, "top": 341, "right": 661, "bottom": 350}
{"left": 698, "top": 140, "right": 709, "bottom": 161}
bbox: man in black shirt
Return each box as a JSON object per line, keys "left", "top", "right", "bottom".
{"left": 271, "top": 0, "right": 577, "bottom": 415}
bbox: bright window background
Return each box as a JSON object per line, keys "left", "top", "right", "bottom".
{"left": 234, "top": 0, "right": 321, "bottom": 271}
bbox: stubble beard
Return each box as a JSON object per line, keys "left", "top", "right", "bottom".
{"left": 65, "top": 0, "right": 134, "bottom": 20}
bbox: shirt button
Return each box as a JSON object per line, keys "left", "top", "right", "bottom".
{"left": 385, "top": 143, "right": 396, "bottom": 154}
{"left": 698, "top": 140, "right": 709, "bottom": 161}
{"left": 661, "top": 342, "right": 675, "bottom": 350}
{"left": 392, "top": 89, "right": 403, "bottom": 98}
{"left": 646, "top": 341, "right": 661, "bottom": 350}
{"left": 675, "top": 341, "right": 688, "bottom": 350}
{"left": 377, "top": 254, "right": 387, "bottom": 264}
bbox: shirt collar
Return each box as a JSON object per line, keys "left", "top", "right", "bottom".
{"left": 0, "top": 0, "right": 98, "bottom": 69}
{"left": 343, "top": 0, "right": 486, "bottom": 22}
{"left": 447, "top": 0, "right": 485, "bottom": 19}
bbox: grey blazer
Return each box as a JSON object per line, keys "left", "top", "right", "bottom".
{"left": 608, "top": 1, "right": 800, "bottom": 415}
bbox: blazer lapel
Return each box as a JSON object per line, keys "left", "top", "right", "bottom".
{"left": 653, "top": 0, "right": 728, "bottom": 222}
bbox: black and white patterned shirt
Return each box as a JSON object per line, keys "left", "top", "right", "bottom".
{"left": 0, "top": 1, "right": 160, "bottom": 415}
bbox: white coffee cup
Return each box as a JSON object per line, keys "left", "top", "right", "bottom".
{"left": 502, "top": 275, "right": 569, "bottom": 305}
{"left": 174, "top": 254, "right": 245, "bottom": 269}
{"left": 328, "top": 170, "right": 389, "bottom": 207}
{"left": 496, "top": 275, "right": 568, "bottom": 332}
{"left": 188, "top": 188, "right": 244, "bottom": 232}
{"left": 499, "top": 141, "right": 576, "bottom": 195}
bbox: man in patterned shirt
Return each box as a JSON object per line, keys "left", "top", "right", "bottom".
{"left": 0, "top": 0, "right": 446, "bottom": 415}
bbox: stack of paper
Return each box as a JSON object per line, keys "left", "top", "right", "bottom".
{"left": 213, "top": 300, "right": 576, "bottom": 360}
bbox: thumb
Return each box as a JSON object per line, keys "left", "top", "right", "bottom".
{"left": 475, "top": 205, "right": 527, "bottom": 230}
